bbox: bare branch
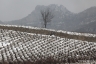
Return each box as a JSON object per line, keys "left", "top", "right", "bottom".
{"left": 40, "top": 8, "right": 54, "bottom": 28}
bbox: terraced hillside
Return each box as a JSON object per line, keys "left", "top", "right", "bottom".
{"left": 0, "top": 25, "right": 96, "bottom": 64}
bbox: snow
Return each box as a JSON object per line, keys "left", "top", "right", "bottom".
{"left": 0, "top": 24, "right": 95, "bottom": 63}
{"left": 0, "top": 24, "right": 96, "bottom": 37}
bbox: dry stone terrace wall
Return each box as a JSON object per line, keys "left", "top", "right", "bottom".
{"left": 0, "top": 29, "right": 95, "bottom": 64}
{"left": 0, "top": 25, "right": 96, "bottom": 42}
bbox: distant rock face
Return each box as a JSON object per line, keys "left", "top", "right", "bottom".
{"left": 5, "top": 4, "right": 96, "bottom": 33}
{"left": 75, "top": 21, "right": 96, "bottom": 33}
{"left": 6, "top": 4, "right": 75, "bottom": 30}
{"left": 74, "top": 7, "right": 96, "bottom": 33}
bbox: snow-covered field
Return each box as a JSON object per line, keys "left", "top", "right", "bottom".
{"left": 1, "top": 24, "right": 96, "bottom": 37}
{"left": 0, "top": 25, "right": 96, "bottom": 64}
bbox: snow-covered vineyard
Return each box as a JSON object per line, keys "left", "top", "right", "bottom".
{"left": 0, "top": 26, "right": 96, "bottom": 64}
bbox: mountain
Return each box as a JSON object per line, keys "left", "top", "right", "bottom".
{"left": 6, "top": 5, "right": 96, "bottom": 33}
{"left": 6, "top": 4, "right": 75, "bottom": 30}
{"left": 76, "top": 7, "right": 96, "bottom": 25}
{"left": 74, "top": 7, "right": 96, "bottom": 33}
{"left": 75, "top": 21, "right": 96, "bottom": 33}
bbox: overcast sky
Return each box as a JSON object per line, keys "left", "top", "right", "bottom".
{"left": 0, "top": 0, "right": 96, "bottom": 21}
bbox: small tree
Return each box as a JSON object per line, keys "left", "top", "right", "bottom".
{"left": 40, "top": 8, "right": 54, "bottom": 28}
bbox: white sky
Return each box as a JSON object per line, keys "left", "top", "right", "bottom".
{"left": 0, "top": 0, "right": 96, "bottom": 21}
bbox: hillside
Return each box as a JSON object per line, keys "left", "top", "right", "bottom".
{"left": 76, "top": 21, "right": 96, "bottom": 33}
{"left": 74, "top": 7, "right": 96, "bottom": 33}
{"left": 0, "top": 25, "right": 96, "bottom": 64}
{"left": 5, "top": 5, "right": 96, "bottom": 33}
{"left": 6, "top": 4, "right": 75, "bottom": 31}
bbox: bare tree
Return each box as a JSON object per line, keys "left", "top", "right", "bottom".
{"left": 40, "top": 8, "right": 54, "bottom": 28}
